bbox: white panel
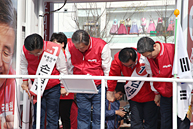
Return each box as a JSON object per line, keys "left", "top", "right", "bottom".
{"left": 182, "top": 0, "right": 188, "bottom": 48}
{"left": 53, "top": 3, "right": 77, "bottom": 33}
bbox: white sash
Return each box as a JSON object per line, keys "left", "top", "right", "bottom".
{"left": 30, "top": 43, "right": 60, "bottom": 96}
{"left": 124, "top": 56, "right": 148, "bottom": 100}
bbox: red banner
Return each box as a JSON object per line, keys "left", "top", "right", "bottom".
{"left": 44, "top": 2, "right": 50, "bottom": 41}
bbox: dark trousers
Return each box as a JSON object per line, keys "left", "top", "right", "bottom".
{"left": 160, "top": 95, "right": 190, "bottom": 129}
{"left": 76, "top": 85, "right": 104, "bottom": 129}
{"left": 59, "top": 100, "right": 73, "bottom": 129}
{"left": 160, "top": 96, "right": 172, "bottom": 129}
{"left": 129, "top": 100, "right": 158, "bottom": 129}
{"left": 32, "top": 84, "right": 61, "bottom": 129}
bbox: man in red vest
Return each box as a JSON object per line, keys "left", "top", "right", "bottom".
{"left": 137, "top": 36, "right": 190, "bottom": 129}
{"left": 107, "top": 47, "right": 158, "bottom": 128}
{"left": 65, "top": 30, "right": 111, "bottom": 129}
{"left": 20, "top": 33, "right": 68, "bottom": 129}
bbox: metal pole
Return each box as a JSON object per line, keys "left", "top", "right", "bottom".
{"left": 15, "top": 0, "right": 24, "bottom": 128}
{"left": 38, "top": 0, "right": 44, "bottom": 35}
{"left": 36, "top": 77, "right": 42, "bottom": 129}
{"left": 22, "top": 93, "right": 30, "bottom": 129}
{"left": 173, "top": 81, "right": 178, "bottom": 129}
{"left": 22, "top": 0, "right": 32, "bottom": 128}
{"left": 1, "top": 75, "right": 193, "bottom": 83}
{"left": 173, "top": 9, "right": 180, "bottom": 129}
{"left": 100, "top": 79, "right": 105, "bottom": 129}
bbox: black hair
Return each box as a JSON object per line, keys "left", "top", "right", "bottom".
{"left": 119, "top": 47, "right": 136, "bottom": 63}
{"left": 71, "top": 30, "right": 90, "bottom": 46}
{"left": 50, "top": 33, "right": 57, "bottom": 42}
{"left": 50, "top": 32, "right": 67, "bottom": 49}
{"left": 137, "top": 37, "right": 155, "bottom": 54}
{"left": 115, "top": 82, "right": 125, "bottom": 94}
{"left": 24, "top": 33, "right": 44, "bottom": 51}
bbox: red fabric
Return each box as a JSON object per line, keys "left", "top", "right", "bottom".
{"left": 118, "top": 24, "right": 127, "bottom": 34}
{"left": 67, "top": 38, "right": 71, "bottom": 43}
{"left": 68, "top": 37, "right": 106, "bottom": 86}
{"left": 0, "top": 67, "right": 15, "bottom": 118}
{"left": 147, "top": 42, "right": 174, "bottom": 97}
{"left": 23, "top": 41, "right": 61, "bottom": 90}
{"left": 70, "top": 101, "right": 78, "bottom": 129}
{"left": 127, "top": 26, "right": 130, "bottom": 34}
{"left": 108, "top": 50, "right": 155, "bottom": 103}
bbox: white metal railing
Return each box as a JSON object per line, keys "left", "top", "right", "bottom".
{"left": 0, "top": 75, "right": 192, "bottom": 129}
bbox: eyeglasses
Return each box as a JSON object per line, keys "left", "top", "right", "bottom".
{"left": 1, "top": 50, "right": 12, "bottom": 64}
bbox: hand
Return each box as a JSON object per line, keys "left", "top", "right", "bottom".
{"left": 115, "top": 109, "right": 126, "bottom": 117}
{"left": 21, "top": 81, "right": 31, "bottom": 99}
{"left": 154, "top": 94, "right": 161, "bottom": 107}
{"left": 1, "top": 114, "right": 14, "bottom": 129}
{"left": 106, "top": 91, "right": 115, "bottom": 102}
{"left": 61, "top": 88, "right": 69, "bottom": 96}
{"left": 21, "top": 81, "right": 29, "bottom": 93}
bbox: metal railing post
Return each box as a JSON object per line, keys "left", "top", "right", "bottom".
{"left": 173, "top": 80, "right": 178, "bottom": 129}
{"left": 36, "top": 77, "right": 41, "bottom": 129}
{"left": 100, "top": 79, "right": 106, "bottom": 129}
{"left": 0, "top": 75, "right": 192, "bottom": 129}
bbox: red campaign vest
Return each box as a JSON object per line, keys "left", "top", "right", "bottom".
{"left": 108, "top": 51, "right": 155, "bottom": 103}
{"left": 68, "top": 37, "right": 106, "bottom": 86}
{"left": 23, "top": 41, "right": 61, "bottom": 90}
{"left": 148, "top": 41, "right": 174, "bottom": 97}
{"left": 0, "top": 67, "right": 15, "bottom": 115}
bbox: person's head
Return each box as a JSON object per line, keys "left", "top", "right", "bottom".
{"left": 71, "top": 30, "right": 90, "bottom": 53}
{"left": 137, "top": 37, "right": 160, "bottom": 59}
{"left": 119, "top": 48, "right": 137, "bottom": 68}
{"left": 24, "top": 33, "right": 44, "bottom": 56}
{"left": 50, "top": 32, "right": 67, "bottom": 50}
{"left": 0, "top": 0, "right": 16, "bottom": 86}
{"left": 114, "top": 82, "right": 125, "bottom": 100}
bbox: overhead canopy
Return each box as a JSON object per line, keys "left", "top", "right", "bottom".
{"left": 44, "top": 0, "right": 155, "bottom": 3}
